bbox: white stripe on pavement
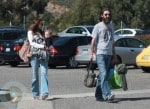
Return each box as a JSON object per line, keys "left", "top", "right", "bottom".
{"left": 16, "top": 89, "right": 150, "bottom": 109}
{"left": 49, "top": 89, "right": 150, "bottom": 99}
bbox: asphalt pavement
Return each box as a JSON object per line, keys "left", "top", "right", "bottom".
{"left": 1, "top": 89, "right": 150, "bottom": 109}
{"left": 0, "top": 65, "right": 150, "bottom": 109}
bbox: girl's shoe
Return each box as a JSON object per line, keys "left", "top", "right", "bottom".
{"left": 34, "top": 96, "right": 39, "bottom": 100}
{"left": 42, "top": 94, "right": 48, "bottom": 100}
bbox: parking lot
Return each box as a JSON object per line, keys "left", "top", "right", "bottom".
{"left": 0, "top": 64, "right": 150, "bottom": 109}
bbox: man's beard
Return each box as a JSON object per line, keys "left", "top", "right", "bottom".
{"left": 103, "top": 18, "right": 111, "bottom": 24}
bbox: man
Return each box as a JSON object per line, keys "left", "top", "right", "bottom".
{"left": 91, "top": 8, "right": 116, "bottom": 102}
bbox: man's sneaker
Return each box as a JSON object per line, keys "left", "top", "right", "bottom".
{"left": 107, "top": 94, "right": 115, "bottom": 101}
{"left": 105, "top": 94, "right": 119, "bottom": 103}
{"left": 42, "top": 94, "right": 48, "bottom": 100}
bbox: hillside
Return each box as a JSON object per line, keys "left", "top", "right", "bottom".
{"left": 45, "top": 0, "right": 74, "bottom": 18}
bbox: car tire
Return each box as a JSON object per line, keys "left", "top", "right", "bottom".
{"left": 9, "top": 62, "right": 19, "bottom": 67}
{"left": 141, "top": 67, "right": 150, "bottom": 73}
{"left": 48, "top": 64, "right": 56, "bottom": 69}
{"left": 67, "top": 56, "right": 78, "bottom": 68}
{"left": 0, "top": 60, "right": 5, "bottom": 65}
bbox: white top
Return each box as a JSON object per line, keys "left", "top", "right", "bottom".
{"left": 27, "top": 30, "right": 44, "bottom": 49}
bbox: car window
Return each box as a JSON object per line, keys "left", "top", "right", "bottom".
{"left": 125, "top": 38, "right": 145, "bottom": 48}
{"left": 115, "top": 39, "right": 126, "bottom": 47}
{"left": 115, "top": 30, "right": 122, "bottom": 35}
{"left": 66, "top": 27, "right": 86, "bottom": 34}
{"left": 14, "top": 36, "right": 27, "bottom": 43}
{"left": 66, "top": 28, "right": 76, "bottom": 33}
{"left": 0, "top": 30, "right": 26, "bottom": 40}
{"left": 135, "top": 30, "right": 144, "bottom": 35}
{"left": 86, "top": 27, "right": 94, "bottom": 34}
{"left": 76, "top": 37, "right": 92, "bottom": 46}
{"left": 123, "top": 30, "right": 132, "bottom": 34}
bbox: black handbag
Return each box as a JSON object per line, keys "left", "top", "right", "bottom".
{"left": 84, "top": 61, "right": 97, "bottom": 87}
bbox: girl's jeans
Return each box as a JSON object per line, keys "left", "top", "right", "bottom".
{"left": 30, "top": 55, "right": 49, "bottom": 97}
{"left": 95, "top": 54, "right": 112, "bottom": 100}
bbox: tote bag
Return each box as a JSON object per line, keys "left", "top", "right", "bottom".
{"left": 19, "top": 40, "right": 31, "bottom": 63}
{"left": 108, "top": 68, "right": 122, "bottom": 89}
{"left": 84, "top": 61, "right": 97, "bottom": 87}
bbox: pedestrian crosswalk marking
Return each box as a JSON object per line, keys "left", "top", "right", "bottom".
{"left": 49, "top": 89, "right": 150, "bottom": 99}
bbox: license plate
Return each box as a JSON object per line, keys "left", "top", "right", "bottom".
{"left": 5, "top": 48, "right": 10, "bottom": 52}
{"left": 83, "top": 51, "right": 88, "bottom": 54}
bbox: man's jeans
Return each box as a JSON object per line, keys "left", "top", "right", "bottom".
{"left": 30, "top": 56, "right": 49, "bottom": 97}
{"left": 95, "top": 54, "right": 112, "bottom": 100}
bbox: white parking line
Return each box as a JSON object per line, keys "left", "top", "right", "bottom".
{"left": 49, "top": 89, "right": 150, "bottom": 99}
{"left": 16, "top": 89, "right": 150, "bottom": 109}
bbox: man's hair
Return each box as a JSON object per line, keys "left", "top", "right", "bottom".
{"left": 99, "top": 8, "right": 111, "bottom": 21}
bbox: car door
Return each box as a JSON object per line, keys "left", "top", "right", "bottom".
{"left": 124, "top": 38, "right": 145, "bottom": 64}
{"left": 115, "top": 38, "right": 145, "bottom": 65}
{"left": 115, "top": 38, "right": 130, "bottom": 64}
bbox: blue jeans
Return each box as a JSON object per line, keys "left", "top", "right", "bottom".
{"left": 30, "top": 55, "right": 49, "bottom": 97}
{"left": 95, "top": 54, "right": 112, "bottom": 100}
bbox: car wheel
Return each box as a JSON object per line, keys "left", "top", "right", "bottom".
{"left": 67, "top": 56, "right": 78, "bottom": 68}
{"left": 48, "top": 64, "right": 56, "bottom": 69}
{"left": 141, "top": 67, "right": 150, "bottom": 73}
{"left": 9, "top": 62, "right": 19, "bottom": 67}
{"left": 0, "top": 60, "right": 5, "bottom": 65}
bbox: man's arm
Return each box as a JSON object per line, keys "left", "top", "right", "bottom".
{"left": 90, "top": 37, "right": 96, "bottom": 61}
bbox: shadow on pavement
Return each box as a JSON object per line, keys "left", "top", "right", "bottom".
{"left": 118, "top": 96, "right": 150, "bottom": 102}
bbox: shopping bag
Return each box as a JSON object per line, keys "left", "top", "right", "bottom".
{"left": 84, "top": 61, "right": 97, "bottom": 87}
{"left": 108, "top": 68, "right": 122, "bottom": 89}
{"left": 19, "top": 40, "right": 31, "bottom": 63}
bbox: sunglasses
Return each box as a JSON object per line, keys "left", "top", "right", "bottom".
{"left": 104, "top": 14, "right": 111, "bottom": 16}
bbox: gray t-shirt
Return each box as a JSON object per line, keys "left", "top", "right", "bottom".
{"left": 92, "top": 22, "right": 114, "bottom": 55}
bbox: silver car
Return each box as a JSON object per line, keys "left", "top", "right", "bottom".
{"left": 114, "top": 28, "right": 144, "bottom": 37}
{"left": 58, "top": 25, "right": 94, "bottom": 37}
{"left": 75, "top": 37, "right": 146, "bottom": 67}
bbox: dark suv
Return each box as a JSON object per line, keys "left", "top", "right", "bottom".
{"left": 0, "top": 28, "right": 27, "bottom": 67}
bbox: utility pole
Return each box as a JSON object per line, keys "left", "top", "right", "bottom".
{"left": 7, "top": 10, "right": 13, "bottom": 26}
{"left": 22, "top": 5, "right": 28, "bottom": 29}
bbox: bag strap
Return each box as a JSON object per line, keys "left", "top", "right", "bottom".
{"left": 87, "top": 60, "right": 94, "bottom": 75}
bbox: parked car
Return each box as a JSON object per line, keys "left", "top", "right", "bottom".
{"left": 0, "top": 29, "right": 27, "bottom": 67}
{"left": 136, "top": 45, "right": 150, "bottom": 72}
{"left": 48, "top": 36, "right": 92, "bottom": 68}
{"left": 75, "top": 37, "right": 146, "bottom": 68}
{"left": 0, "top": 26, "right": 24, "bottom": 30}
{"left": 58, "top": 25, "right": 94, "bottom": 37}
{"left": 114, "top": 28, "right": 144, "bottom": 37}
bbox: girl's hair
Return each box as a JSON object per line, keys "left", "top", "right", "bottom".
{"left": 99, "top": 8, "right": 111, "bottom": 21}
{"left": 29, "top": 19, "right": 43, "bottom": 35}
{"left": 33, "top": 19, "right": 42, "bottom": 25}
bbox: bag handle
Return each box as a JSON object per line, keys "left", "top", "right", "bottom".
{"left": 87, "top": 60, "right": 94, "bottom": 74}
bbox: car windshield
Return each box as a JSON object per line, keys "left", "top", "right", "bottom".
{"left": 0, "top": 30, "right": 26, "bottom": 40}
{"left": 86, "top": 26, "right": 94, "bottom": 33}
